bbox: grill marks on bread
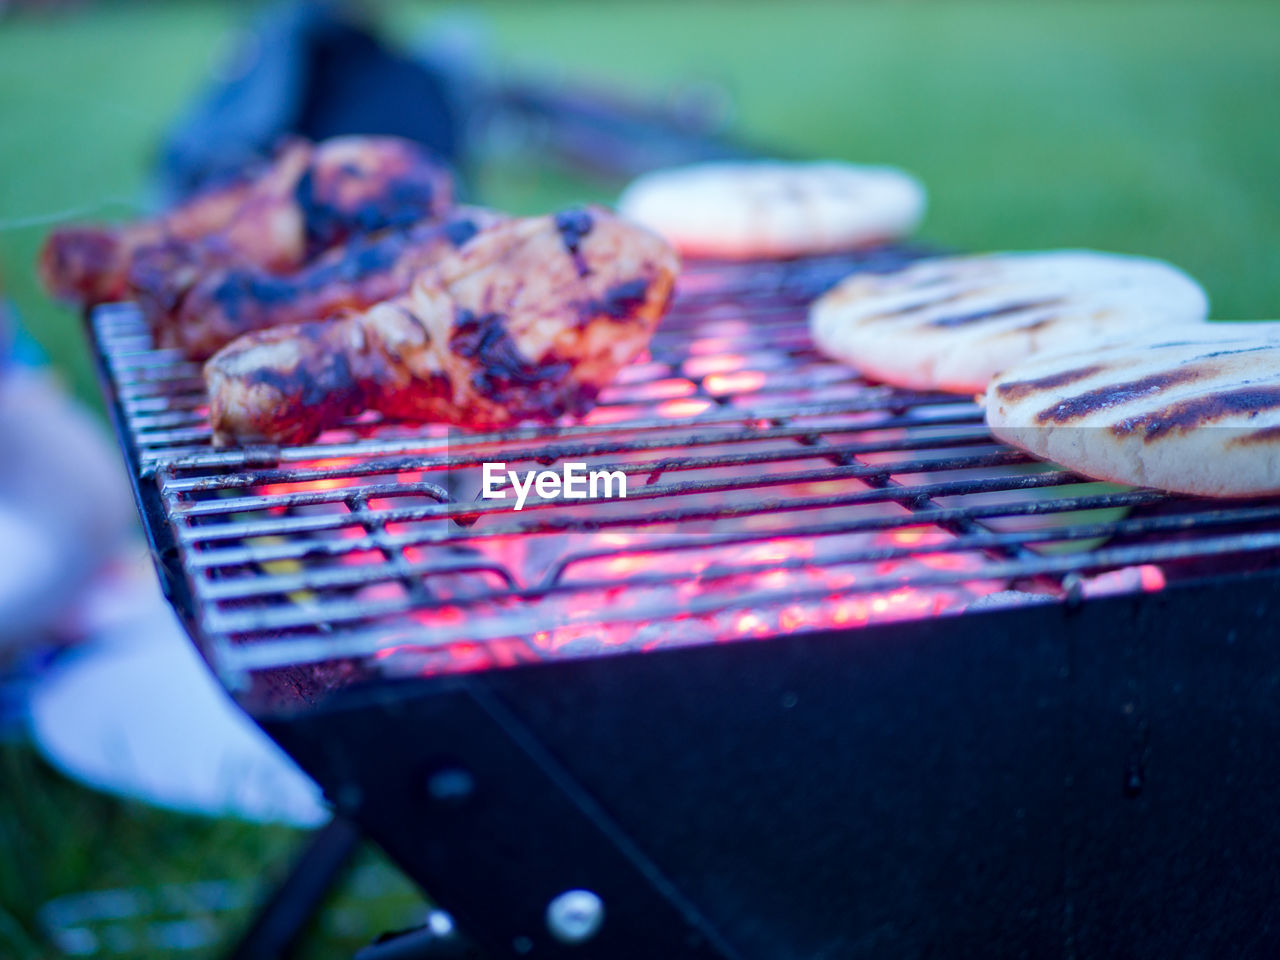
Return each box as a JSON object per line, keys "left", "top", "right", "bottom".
{"left": 984, "top": 325, "right": 1280, "bottom": 498}
{"left": 859, "top": 287, "right": 976, "bottom": 323}
{"left": 1113, "top": 386, "right": 1280, "bottom": 441}
{"left": 809, "top": 251, "right": 1208, "bottom": 394}
{"left": 930, "top": 297, "right": 1064, "bottom": 329}
{"left": 993, "top": 364, "right": 1106, "bottom": 402}
{"left": 1034, "top": 367, "right": 1213, "bottom": 427}
{"left": 1231, "top": 424, "right": 1280, "bottom": 447}
{"left": 1000, "top": 340, "right": 1280, "bottom": 439}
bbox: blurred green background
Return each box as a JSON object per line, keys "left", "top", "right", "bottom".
{"left": 1, "top": 1, "right": 1278, "bottom": 957}
{"left": 3, "top": 0, "right": 1280, "bottom": 410}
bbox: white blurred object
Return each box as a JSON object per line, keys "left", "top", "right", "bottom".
{"left": 0, "top": 506, "right": 64, "bottom": 644}
{"left": 29, "top": 553, "right": 328, "bottom": 827}
{"left": 618, "top": 160, "right": 927, "bottom": 259}
{"left": 0, "top": 367, "right": 134, "bottom": 654}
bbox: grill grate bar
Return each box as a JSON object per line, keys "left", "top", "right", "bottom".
{"left": 183, "top": 486, "right": 1173, "bottom": 570}
{"left": 169, "top": 436, "right": 1011, "bottom": 517}
{"left": 174, "top": 461, "right": 1082, "bottom": 546}
{"left": 122, "top": 396, "right": 208, "bottom": 417}
{"left": 197, "top": 503, "right": 1270, "bottom": 603}
{"left": 160, "top": 414, "right": 990, "bottom": 494}
{"left": 538, "top": 499, "right": 1280, "bottom": 589}
{"left": 149, "top": 391, "right": 970, "bottom": 471}
{"left": 849, "top": 444, "right": 1051, "bottom": 576}
{"left": 212, "top": 529, "right": 1280, "bottom": 672}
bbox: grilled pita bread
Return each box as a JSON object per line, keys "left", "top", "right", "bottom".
{"left": 810, "top": 251, "right": 1208, "bottom": 393}
{"left": 984, "top": 324, "right": 1280, "bottom": 497}
{"left": 617, "top": 161, "right": 925, "bottom": 259}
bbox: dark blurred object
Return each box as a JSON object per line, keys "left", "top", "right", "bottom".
{"left": 159, "top": 1, "right": 759, "bottom": 206}
{"left": 485, "top": 74, "right": 758, "bottom": 181}
{"left": 160, "top": 1, "right": 460, "bottom": 200}
{"left": 414, "top": 11, "right": 761, "bottom": 179}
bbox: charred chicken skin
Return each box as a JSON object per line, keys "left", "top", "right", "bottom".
{"left": 206, "top": 207, "right": 680, "bottom": 446}
{"left": 152, "top": 207, "right": 504, "bottom": 360}
{"left": 40, "top": 136, "right": 454, "bottom": 306}
{"left": 37, "top": 174, "right": 256, "bottom": 305}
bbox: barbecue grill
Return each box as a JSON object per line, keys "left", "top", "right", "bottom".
{"left": 88, "top": 246, "right": 1280, "bottom": 959}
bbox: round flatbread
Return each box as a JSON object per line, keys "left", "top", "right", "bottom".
{"left": 984, "top": 324, "right": 1280, "bottom": 497}
{"left": 810, "top": 251, "right": 1209, "bottom": 394}
{"left": 616, "top": 161, "right": 925, "bottom": 259}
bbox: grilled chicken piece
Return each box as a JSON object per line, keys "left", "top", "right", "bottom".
{"left": 151, "top": 208, "right": 504, "bottom": 360}
{"left": 40, "top": 136, "right": 454, "bottom": 306}
{"left": 206, "top": 207, "right": 679, "bottom": 446}
{"left": 37, "top": 173, "right": 258, "bottom": 305}
{"left": 288, "top": 135, "right": 455, "bottom": 257}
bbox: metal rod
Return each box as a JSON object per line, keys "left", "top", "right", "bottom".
{"left": 226, "top": 817, "right": 362, "bottom": 960}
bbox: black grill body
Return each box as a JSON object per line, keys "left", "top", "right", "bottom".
{"left": 88, "top": 249, "right": 1280, "bottom": 959}
{"left": 262, "top": 574, "right": 1280, "bottom": 960}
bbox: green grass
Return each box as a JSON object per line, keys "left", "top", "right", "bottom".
{"left": 0, "top": 3, "right": 234, "bottom": 408}
{"left": 4, "top": 1, "right": 1280, "bottom": 407}
{"left": 1, "top": 1, "right": 1279, "bottom": 956}
{"left": 448, "top": 0, "right": 1280, "bottom": 318}
{"left": 0, "top": 743, "right": 424, "bottom": 959}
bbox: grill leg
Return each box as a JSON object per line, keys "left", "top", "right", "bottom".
{"left": 353, "top": 912, "right": 477, "bottom": 959}
{"left": 227, "top": 816, "right": 363, "bottom": 960}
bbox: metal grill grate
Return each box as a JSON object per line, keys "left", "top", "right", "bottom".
{"left": 90, "top": 248, "right": 1280, "bottom": 702}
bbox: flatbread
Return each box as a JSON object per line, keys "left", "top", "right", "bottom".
{"left": 616, "top": 161, "right": 925, "bottom": 259}
{"left": 810, "top": 251, "right": 1209, "bottom": 393}
{"left": 984, "top": 324, "right": 1280, "bottom": 497}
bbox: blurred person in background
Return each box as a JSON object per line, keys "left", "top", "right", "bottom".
{"left": 0, "top": 264, "right": 134, "bottom": 663}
